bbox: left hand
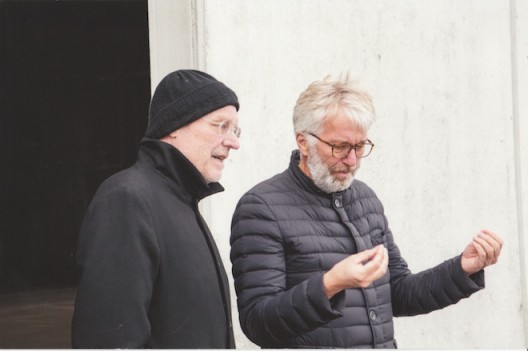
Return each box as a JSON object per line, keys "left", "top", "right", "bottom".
{"left": 461, "top": 229, "right": 504, "bottom": 275}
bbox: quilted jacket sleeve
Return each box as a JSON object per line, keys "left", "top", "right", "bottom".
{"left": 385, "top": 227, "right": 485, "bottom": 316}
{"left": 230, "top": 193, "right": 345, "bottom": 347}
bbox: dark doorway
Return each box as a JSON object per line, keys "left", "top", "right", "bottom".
{"left": 0, "top": 0, "right": 150, "bottom": 347}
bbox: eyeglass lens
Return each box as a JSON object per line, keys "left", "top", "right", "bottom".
{"left": 333, "top": 143, "right": 373, "bottom": 158}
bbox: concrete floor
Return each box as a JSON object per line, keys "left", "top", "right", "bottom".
{"left": 0, "top": 288, "right": 75, "bottom": 348}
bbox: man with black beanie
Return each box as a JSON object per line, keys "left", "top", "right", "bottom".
{"left": 72, "top": 70, "right": 240, "bottom": 348}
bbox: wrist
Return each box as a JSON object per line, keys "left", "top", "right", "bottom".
{"left": 460, "top": 254, "right": 477, "bottom": 276}
{"left": 323, "top": 270, "right": 342, "bottom": 299}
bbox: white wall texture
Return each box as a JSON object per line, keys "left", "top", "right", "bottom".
{"left": 148, "top": 0, "right": 527, "bottom": 348}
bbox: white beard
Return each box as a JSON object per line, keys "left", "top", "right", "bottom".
{"left": 306, "top": 144, "right": 359, "bottom": 193}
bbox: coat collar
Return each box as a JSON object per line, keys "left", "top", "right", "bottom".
{"left": 138, "top": 137, "right": 224, "bottom": 201}
{"left": 288, "top": 150, "right": 329, "bottom": 196}
{"left": 288, "top": 149, "right": 354, "bottom": 197}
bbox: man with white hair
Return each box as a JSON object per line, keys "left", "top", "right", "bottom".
{"left": 230, "top": 73, "right": 503, "bottom": 348}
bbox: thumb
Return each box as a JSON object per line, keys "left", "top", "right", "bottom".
{"left": 354, "top": 246, "right": 381, "bottom": 264}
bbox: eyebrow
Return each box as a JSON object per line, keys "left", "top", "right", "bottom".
{"left": 329, "top": 138, "right": 368, "bottom": 146}
{"left": 204, "top": 117, "right": 239, "bottom": 125}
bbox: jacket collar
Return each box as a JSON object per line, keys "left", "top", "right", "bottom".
{"left": 288, "top": 149, "right": 356, "bottom": 198}
{"left": 288, "top": 150, "right": 331, "bottom": 196}
{"left": 137, "top": 137, "right": 224, "bottom": 201}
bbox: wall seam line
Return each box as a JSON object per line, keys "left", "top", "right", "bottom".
{"left": 509, "top": 0, "right": 527, "bottom": 345}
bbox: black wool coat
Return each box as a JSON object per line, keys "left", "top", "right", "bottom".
{"left": 230, "top": 150, "right": 484, "bottom": 348}
{"left": 72, "top": 138, "right": 235, "bottom": 349}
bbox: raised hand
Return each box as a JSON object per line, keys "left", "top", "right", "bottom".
{"left": 461, "top": 230, "right": 504, "bottom": 275}
{"left": 323, "top": 245, "right": 388, "bottom": 299}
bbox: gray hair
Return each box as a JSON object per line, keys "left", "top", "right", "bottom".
{"left": 293, "top": 73, "right": 376, "bottom": 135}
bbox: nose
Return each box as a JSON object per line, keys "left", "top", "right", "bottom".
{"left": 222, "top": 133, "right": 240, "bottom": 150}
{"left": 341, "top": 148, "right": 357, "bottom": 166}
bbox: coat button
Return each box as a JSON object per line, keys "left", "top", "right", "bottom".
{"left": 369, "top": 310, "right": 377, "bottom": 321}
{"left": 334, "top": 198, "right": 341, "bottom": 207}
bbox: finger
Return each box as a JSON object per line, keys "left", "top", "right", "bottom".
{"left": 370, "top": 248, "right": 389, "bottom": 280}
{"left": 480, "top": 230, "right": 504, "bottom": 252}
{"left": 471, "top": 239, "right": 487, "bottom": 261}
{"left": 475, "top": 234, "right": 500, "bottom": 262}
{"left": 473, "top": 237, "right": 498, "bottom": 266}
{"left": 475, "top": 234, "right": 495, "bottom": 253}
{"left": 481, "top": 230, "right": 504, "bottom": 247}
{"left": 379, "top": 248, "right": 389, "bottom": 270}
{"left": 355, "top": 245, "right": 383, "bottom": 264}
{"left": 363, "top": 247, "right": 387, "bottom": 276}
{"left": 478, "top": 232, "right": 502, "bottom": 258}
{"left": 362, "top": 252, "right": 381, "bottom": 270}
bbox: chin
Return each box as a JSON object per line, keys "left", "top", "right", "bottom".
{"left": 332, "top": 172, "right": 354, "bottom": 183}
{"left": 204, "top": 174, "right": 222, "bottom": 184}
{"left": 335, "top": 178, "right": 354, "bottom": 191}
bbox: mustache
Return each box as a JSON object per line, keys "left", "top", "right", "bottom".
{"left": 331, "top": 165, "right": 352, "bottom": 172}
{"left": 331, "top": 164, "right": 360, "bottom": 175}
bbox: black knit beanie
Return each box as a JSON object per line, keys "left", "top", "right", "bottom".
{"left": 145, "top": 69, "right": 239, "bottom": 139}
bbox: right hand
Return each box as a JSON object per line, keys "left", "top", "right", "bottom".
{"left": 323, "top": 245, "right": 389, "bottom": 299}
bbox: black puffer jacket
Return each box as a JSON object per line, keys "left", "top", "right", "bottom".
{"left": 230, "top": 150, "right": 484, "bottom": 348}
{"left": 73, "top": 138, "right": 235, "bottom": 348}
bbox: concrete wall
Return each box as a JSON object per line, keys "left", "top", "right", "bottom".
{"left": 148, "top": 0, "right": 527, "bottom": 348}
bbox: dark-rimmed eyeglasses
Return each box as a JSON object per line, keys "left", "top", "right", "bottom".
{"left": 308, "top": 133, "right": 374, "bottom": 158}
{"left": 204, "top": 118, "right": 241, "bottom": 138}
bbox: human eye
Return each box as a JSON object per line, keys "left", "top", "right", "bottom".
{"left": 354, "top": 142, "right": 370, "bottom": 157}
{"left": 217, "top": 121, "right": 230, "bottom": 132}
{"left": 355, "top": 143, "right": 366, "bottom": 151}
{"left": 333, "top": 144, "right": 351, "bottom": 154}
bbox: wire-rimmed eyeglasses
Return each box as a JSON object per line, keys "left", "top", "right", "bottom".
{"left": 204, "top": 118, "right": 241, "bottom": 138}
{"left": 308, "top": 133, "right": 374, "bottom": 158}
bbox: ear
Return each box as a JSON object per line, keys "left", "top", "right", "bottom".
{"left": 159, "top": 129, "right": 179, "bottom": 147}
{"left": 296, "top": 133, "right": 310, "bottom": 157}
{"left": 163, "top": 130, "right": 178, "bottom": 140}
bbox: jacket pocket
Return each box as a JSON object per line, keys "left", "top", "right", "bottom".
{"left": 370, "top": 229, "right": 387, "bottom": 247}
